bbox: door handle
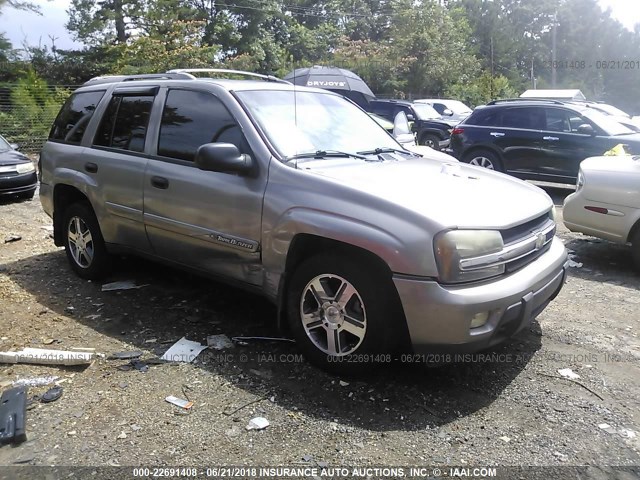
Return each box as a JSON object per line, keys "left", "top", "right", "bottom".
{"left": 150, "top": 176, "right": 169, "bottom": 189}
{"left": 543, "top": 136, "right": 559, "bottom": 141}
{"left": 84, "top": 162, "right": 98, "bottom": 173}
{"left": 490, "top": 132, "right": 505, "bottom": 137}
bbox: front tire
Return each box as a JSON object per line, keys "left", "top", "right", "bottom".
{"left": 420, "top": 133, "right": 441, "bottom": 150}
{"left": 62, "top": 202, "right": 111, "bottom": 280}
{"left": 287, "top": 252, "right": 401, "bottom": 374}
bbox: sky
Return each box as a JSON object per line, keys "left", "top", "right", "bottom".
{"left": 0, "top": 0, "right": 639, "bottom": 52}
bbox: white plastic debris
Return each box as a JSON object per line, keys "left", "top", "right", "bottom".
{"left": 101, "top": 280, "right": 149, "bottom": 292}
{"left": 0, "top": 348, "right": 94, "bottom": 366}
{"left": 567, "top": 254, "right": 583, "bottom": 268}
{"left": 339, "top": 380, "right": 350, "bottom": 387}
{"left": 160, "top": 337, "right": 207, "bottom": 363}
{"left": 165, "top": 395, "right": 194, "bottom": 410}
{"left": 206, "top": 334, "right": 234, "bottom": 350}
{"left": 246, "top": 417, "right": 270, "bottom": 431}
{"left": 557, "top": 368, "right": 580, "bottom": 380}
{"left": 13, "top": 376, "right": 59, "bottom": 387}
{"left": 598, "top": 423, "right": 616, "bottom": 434}
{"left": 499, "top": 436, "right": 511, "bottom": 443}
{"left": 618, "top": 428, "right": 637, "bottom": 439}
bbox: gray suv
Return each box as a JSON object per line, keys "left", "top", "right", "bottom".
{"left": 40, "top": 69, "right": 569, "bottom": 372}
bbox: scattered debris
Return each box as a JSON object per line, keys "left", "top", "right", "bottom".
{"left": 302, "top": 454, "right": 313, "bottom": 462}
{"left": 0, "top": 386, "right": 27, "bottom": 445}
{"left": 161, "top": 337, "right": 207, "bottom": 363}
{"left": 339, "top": 380, "right": 349, "bottom": 387}
{"left": 42, "top": 338, "right": 55, "bottom": 345}
{"left": 567, "top": 254, "right": 583, "bottom": 268}
{"left": 499, "top": 436, "right": 511, "bottom": 443}
{"left": 246, "top": 417, "right": 270, "bottom": 431}
{"left": 0, "top": 347, "right": 94, "bottom": 366}
{"left": 67, "top": 430, "right": 77, "bottom": 436}
{"left": 619, "top": 428, "right": 637, "bottom": 439}
{"left": 206, "top": 334, "right": 234, "bottom": 350}
{"left": 13, "top": 376, "right": 59, "bottom": 387}
{"left": 3, "top": 235, "right": 22, "bottom": 243}
{"left": 101, "top": 280, "right": 149, "bottom": 292}
{"left": 165, "top": 395, "right": 193, "bottom": 410}
{"left": 40, "top": 386, "right": 64, "bottom": 403}
{"left": 107, "top": 351, "right": 143, "bottom": 360}
{"left": 558, "top": 368, "right": 580, "bottom": 380}
{"left": 117, "top": 431, "right": 128, "bottom": 440}
{"left": 117, "top": 360, "right": 149, "bottom": 373}
{"left": 223, "top": 395, "right": 269, "bottom": 417}
{"left": 537, "top": 371, "right": 604, "bottom": 401}
{"left": 231, "top": 336, "right": 295, "bottom": 344}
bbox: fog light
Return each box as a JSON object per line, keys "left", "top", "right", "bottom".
{"left": 470, "top": 312, "right": 489, "bottom": 329}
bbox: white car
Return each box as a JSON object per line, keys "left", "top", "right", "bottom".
{"left": 414, "top": 98, "right": 473, "bottom": 124}
{"left": 563, "top": 155, "right": 640, "bottom": 268}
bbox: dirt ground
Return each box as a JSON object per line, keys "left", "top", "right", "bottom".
{"left": 0, "top": 184, "right": 639, "bottom": 479}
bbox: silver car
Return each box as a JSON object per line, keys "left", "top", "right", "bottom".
{"left": 563, "top": 155, "right": 640, "bottom": 269}
{"left": 39, "top": 69, "right": 568, "bottom": 372}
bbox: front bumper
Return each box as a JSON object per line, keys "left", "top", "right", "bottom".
{"left": 438, "top": 138, "right": 450, "bottom": 150}
{"left": 393, "top": 237, "right": 568, "bottom": 352}
{"left": 0, "top": 172, "right": 37, "bottom": 196}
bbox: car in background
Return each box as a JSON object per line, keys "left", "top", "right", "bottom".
{"left": 569, "top": 101, "right": 640, "bottom": 132}
{"left": 0, "top": 134, "right": 37, "bottom": 199}
{"left": 415, "top": 98, "right": 473, "bottom": 124}
{"left": 563, "top": 155, "right": 640, "bottom": 269}
{"left": 450, "top": 98, "right": 640, "bottom": 184}
{"left": 366, "top": 99, "right": 453, "bottom": 150}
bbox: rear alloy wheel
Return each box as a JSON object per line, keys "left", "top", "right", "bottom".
{"left": 63, "top": 202, "right": 111, "bottom": 280}
{"left": 420, "top": 134, "right": 440, "bottom": 150}
{"left": 464, "top": 150, "right": 503, "bottom": 172}
{"left": 287, "top": 253, "right": 400, "bottom": 373}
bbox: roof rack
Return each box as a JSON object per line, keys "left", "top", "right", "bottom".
{"left": 166, "top": 68, "right": 291, "bottom": 84}
{"left": 487, "top": 98, "right": 566, "bottom": 105}
{"left": 83, "top": 73, "right": 194, "bottom": 86}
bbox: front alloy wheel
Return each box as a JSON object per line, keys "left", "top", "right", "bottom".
{"left": 468, "top": 155, "right": 495, "bottom": 169}
{"left": 287, "top": 252, "right": 401, "bottom": 373}
{"left": 300, "top": 274, "right": 367, "bottom": 356}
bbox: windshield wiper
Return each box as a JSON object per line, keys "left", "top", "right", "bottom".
{"left": 284, "top": 150, "right": 366, "bottom": 162}
{"left": 357, "top": 147, "right": 415, "bottom": 156}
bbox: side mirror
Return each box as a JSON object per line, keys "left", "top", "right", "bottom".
{"left": 195, "top": 143, "right": 253, "bottom": 174}
{"left": 406, "top": 114, "right": 415, "bottom": 122}
{"left": 577, "top": 124, "right": 596, "bottom": 136}
{"left": 443, "top": 109, "right": 454, "bottom": 116}
{"left": 9, "top": 143, "right": 18, "bottom": 150}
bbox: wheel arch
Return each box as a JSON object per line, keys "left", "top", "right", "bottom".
{"left": 275, "top": 234, "right": 410, "bottom": 348}
{"left": 462, "top": 145, "right": 504, "bottom": 163}
{"left": 52, "top": 184, "right": 92, "bottom": 246}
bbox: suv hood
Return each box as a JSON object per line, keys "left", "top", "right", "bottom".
{"left": 0, "top": 150, "right": 31, "bottom": 166}
{"left": 304, "top": 157, "right": 551, "bottom": 229}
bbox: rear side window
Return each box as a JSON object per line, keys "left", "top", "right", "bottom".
{"left": 157, "top": 89, "right": 246, "bottom": 162}
{"left": 465, "top": 108, "right": 500, "bottom": 126}
{"left": 49, "top": 90, "right": 105, "bottom": 144}
{"left": 500, "top": 107, "right": 545, "bottom": 129}
{"left": 94, "top": 95, "right": 154, "bottom": 153}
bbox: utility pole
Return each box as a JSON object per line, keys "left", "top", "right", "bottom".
{"left": 490, "top": 37, "right": 494, "bottom": 98}
{"left": 551, "top": 10, "right": 557, "bottom": 88}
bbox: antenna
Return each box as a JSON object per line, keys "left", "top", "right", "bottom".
{"left": 293, "top": 64, "right": 298, "bottom": 167}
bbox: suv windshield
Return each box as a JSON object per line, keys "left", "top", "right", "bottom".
{"left": 0, "top": 135, "right": 10, "bottom": 152}
{"left": 442, "top": 100, "right": 472, "bottom": 115}
{"left": 236, "top": 90, "right": 398, "bottom": 159}
{"left": 412, "top": 103, "right": 441, "bottom": 120}
{"left": 583, "top": 109, "right": 635, "bottom": 136}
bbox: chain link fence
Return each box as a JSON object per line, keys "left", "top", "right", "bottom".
{"left": 0, "top": 84, "right": 77, "bottom": 155}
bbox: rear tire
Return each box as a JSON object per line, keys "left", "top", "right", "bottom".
{"left": 287, "top": 252, "right": 401, "bottom": 374}
{"left": 463, "top": 149, "right": 503, "bottom": 172}
{"left": 632, "top": 228, "right": 640, "bottom": 271}
{"left": 62, "top": 202, "right": 111, "bottom": 280}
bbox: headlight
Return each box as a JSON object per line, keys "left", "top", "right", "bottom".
{"left": 576, "top": 169, "right": 585, "bottom": 191}
{"left": 434, "top": 230, "right": 505, "bottom": 283}
{"left": 16, "top": 162, "right": 35, "bottom": 174}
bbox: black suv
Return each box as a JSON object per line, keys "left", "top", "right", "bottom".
{"left": 367, "top": 99, "right": 453, "bottom": 150}
{"left": 450, "top": 99, "right": 640, "bottom": 184}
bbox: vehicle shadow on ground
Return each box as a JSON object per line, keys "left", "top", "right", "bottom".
{"left": 4, "top": 251, "right": 542, "bottom": 432}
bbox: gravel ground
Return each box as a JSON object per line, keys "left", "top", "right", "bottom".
{"left": 0, "top": 185, "right": 639, "bottom": 479}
